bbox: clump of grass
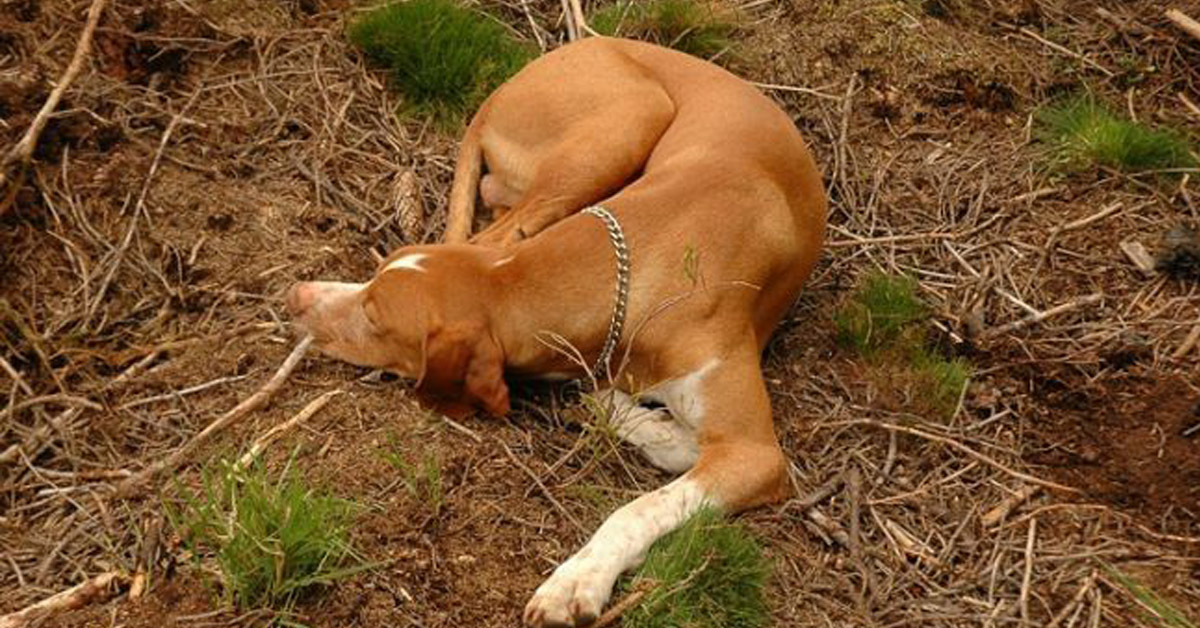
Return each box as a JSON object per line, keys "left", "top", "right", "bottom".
{"left": 346, "top": 0, "right": 534, "bottom": 123}
{"left": 591, "top": 0, "right": 740, "bottom": 60}
{"left": 835, "top": 272, "right": 928, "bottom": 354}
{"left": 1036, "top": 96, "right": 1196, "bottom": 173}
{"left": 165, "top": 455, "right": 364, "bottom": 620}
{"left": 836, "top": 272, "right": 970, "bottom": 418}
{"left": 621, "top": 507, "right": 769, "bottom": 628}
{"left": 1105, "top": 564, "right": 1197, "bottom": 628}
{"left": 910, "top": 350, "right": 971, "bottom": 416}
{"left": 379, "top": 432, "right": 444, "bottom": 511}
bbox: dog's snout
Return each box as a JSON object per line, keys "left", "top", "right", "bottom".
{"left": 285, "top": 283, "right": 314, "bottom": 316}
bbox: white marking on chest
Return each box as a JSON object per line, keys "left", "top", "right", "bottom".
{"left": 645, "top": 358, "right": 720, "bottom": 430}
{"left": 384, "top": 253, "right": 428, "bottom": 273}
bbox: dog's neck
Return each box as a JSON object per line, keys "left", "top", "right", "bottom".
{"left": 479, "top": 220, "right": 618, "bottom": 377}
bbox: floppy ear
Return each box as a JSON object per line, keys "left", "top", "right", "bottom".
{"left": 416, "top": 321, "right": 510, "bottom": 418}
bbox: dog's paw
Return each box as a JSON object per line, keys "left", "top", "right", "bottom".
{"left": 523, "top": 558, "right": 612, "bottom": 627}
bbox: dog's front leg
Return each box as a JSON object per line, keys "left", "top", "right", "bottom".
{"left": 523, "top": 474, "right": 707, "bottom": 627}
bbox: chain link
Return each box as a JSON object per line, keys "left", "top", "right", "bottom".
{"left": 582, "top": 205, "right": 630, "bottom": 378}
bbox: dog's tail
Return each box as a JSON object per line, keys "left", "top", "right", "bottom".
{"left": 444, "top": 123, "right": 483, "bottom": 244}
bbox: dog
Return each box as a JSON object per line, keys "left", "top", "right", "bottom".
{"left": 287, "top": 37, "right": 826, "bottom": 627}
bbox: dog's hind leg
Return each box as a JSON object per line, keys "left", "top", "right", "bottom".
{"left": 472, "top": 86, "right": 674, "bottom": 248}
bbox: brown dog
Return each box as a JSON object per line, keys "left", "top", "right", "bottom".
{"left": 287, "top": 37, "right": 825, "bottom": 627}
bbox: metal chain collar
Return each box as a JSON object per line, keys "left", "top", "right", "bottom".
{"left": 582, "top": 205, "right": 630, "bottom": 378}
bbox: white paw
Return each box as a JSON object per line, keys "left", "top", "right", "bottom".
{"left": 523, "top": 556, "right": 613, "bottom": 627}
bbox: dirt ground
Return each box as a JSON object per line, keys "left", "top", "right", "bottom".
{"left": 2, "top": 0, "right": 1199, "bottom": 626}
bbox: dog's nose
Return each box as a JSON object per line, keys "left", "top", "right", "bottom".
{"left": 285, "top": 283, "right": 314, "bottom": 317}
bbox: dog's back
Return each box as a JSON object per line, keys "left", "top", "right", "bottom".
{"left": 446, "top": 37, "right": 825, "bottom": 257}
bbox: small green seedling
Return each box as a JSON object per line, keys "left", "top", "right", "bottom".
{"left": 835, "top": 272, "right": 927, "bottom": 354}
{"left": 621, "top": 507, "right": 770, "bottom": 628}
{"left": 380, "top": 432, "right": 444, "bottom": 511}
{"left": 165, "top": 454, "right": 364, "bottom": 623}
{"left": 835, "top": 272, "right": 970, "bottom": 418}
{"left": 347, "top": 0, "right": 534, "bottom": 123}
{"left": 910, "top": 349, "right": 971, "bottom": 417}
{"left": 1036, "top": 96, "right": 1196, "bottom": 173}
{"left": 591, "top": 0, "right": 740, "bottom": 60}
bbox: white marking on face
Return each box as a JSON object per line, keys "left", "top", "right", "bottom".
{"left": 492, "top": 255, "right": 516, "bottom": 268}
{"left": 524, "top": 476, "right": 710, "bottom": 626}
{"left": 383, "top": 253, "right": 428, "bottom": 273}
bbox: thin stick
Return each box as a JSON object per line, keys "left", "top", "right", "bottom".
{"left": 0, "top": 0, "right": 109, "bottom": 207}
{"left": 560, "top": 0, "right": 579, "bottom": 40}
{"left": 592, "top": 580, "right": 656, "bottom": 628}
{"left": 824, "top": 419, "right": 1079, "bottom": 493}
{"left": 982, "top": 485, "right": 1041, "bottom": 528}
{"left": 751, "top": 81, "right": 842, "bottom": 100}
{"left": 1020, "top": 518, "right": 1037, "bottom": 627}
{"left": 1047, "top": 571, "right": 1097, "bottom": 628}
{"left": 500, "top": 440, "right": 587, "bottom": 535}
{"left": 567, "top": 0, "right": 593, "bottom": 37}
{"left": 1172, "top": 323, "right": 1200, "bottom": 359}
{"left": 1166, "top": 9, "right": 1200, "bottom": 42}
{"left": 1017, "top": 27, "right": 1114, "bottom": 76}
{"left": 981, "top": 294, "right": 1103, "bottom": 339}
{"left": 114, "top": 335, "right": 313, "bottom": 498}
{"left": 0, "top": 571, "right": 127, "bottom": 628}
{"left": 236, "top": 389, "right": 342, "bottom": 469}
{"left": 0, "top": 394, "right": 101, "bottom": 420}
{"left": 0, "top": 407, "right": 83, "bottom": 465}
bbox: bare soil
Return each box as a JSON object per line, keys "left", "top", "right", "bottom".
{"left": 3, "top": 0, "right": 1200, "bottom": 626}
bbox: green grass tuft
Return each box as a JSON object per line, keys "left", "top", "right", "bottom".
{"left": 836, "top": 272, "right": 971, "bottom": 418}
{"left": 379, "top": 432, "right": 444, "bottom": 511}
{"left": 622, "top": 507, "right": 770, "bottom": 628}
{"left": 911, "top": 349, "right": 971, "bottom": 416}
{"left": 835, "top": 272, "right": 928, "bottom": 354}
{"left": 165, "top": 454, "right": 364, "bottom": 620}
{"left": 1105, "top": 565, "right": 1197, "bottom": 628}
{"left": 346, "top": 0, "right": 534, "bottom": 123}
{"left": 591, "top": 0, "right": 739, "bottom": 60}
{"left": 1036, "top": 96, "right": 1196, "bottom": 173}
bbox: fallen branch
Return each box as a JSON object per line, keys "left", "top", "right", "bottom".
{"left": 236, "top": 389, "right": 342, "bottom": 470}
{"left": 0, "top": 571, "right": 127, "bottom": 628}
{"left": 823, "top": 419, "right": 1079, "bottom": 493}
{"left": 1166, "top": 9, "right": 1200, "bottom": 43}
{"left": 980, "top": 294, "right": 1103, "bottom": 340}
{"left": 0, "top": 0, "right": 109, "bottom": 213}
{"left": 114, "top": 335, "right": 313, "bottom": 499}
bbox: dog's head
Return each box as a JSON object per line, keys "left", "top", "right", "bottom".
{"left": 285, "top": 248, "right": 510, "bottom": 417}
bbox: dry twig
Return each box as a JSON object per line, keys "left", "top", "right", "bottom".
{"left": 113, "top": 336, "right": 313, "bottom": 498}
{"left": 0, "top": 0, "right": 109, "bottom": 212}
{"left": 235, "top": 389, "right": 343, "bottom": 469}
{"left": 1166, "top": 9, "right": 1200, "bottom": 43}
{"left": 0, "top": 571, "right": 127, "bottom": 628}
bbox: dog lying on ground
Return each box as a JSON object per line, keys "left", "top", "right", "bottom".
{"left": 287, "top": 37, "right": 826, "bottom": 627}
